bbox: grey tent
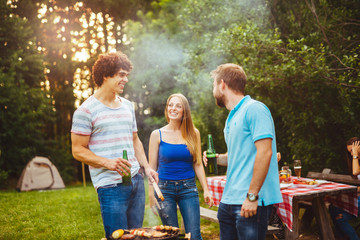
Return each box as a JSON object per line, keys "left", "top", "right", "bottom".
{"left": 16, "top": 156, "right": 65, "bottom": 191}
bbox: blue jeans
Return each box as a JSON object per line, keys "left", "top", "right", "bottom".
{"left": 329, "top": 196, "right": 360, "bottom": 240}
{"left": 156, "top": 178, "right": 202, "bottom": 240}
{"left": 97, "top": 173, "right": 145, "bottom": 238}
{"left": 217, "top": 202, "right": 273, "bottom": 240}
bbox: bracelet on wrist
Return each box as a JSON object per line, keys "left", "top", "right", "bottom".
{"left": 353, "top": 156, "right": 358, "bottom": 159}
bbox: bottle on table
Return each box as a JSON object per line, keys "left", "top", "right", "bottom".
{"left": 283, "top": 165, "right": 292, "bottom": 176}
{"left": 122, "top": 150, "right": 131, "bottom": 186}
{"left": 280, "top": 165, "right": 291, "bottom": 183}
{"left": 206, "top": 134, "right": 218, "bottom": 175}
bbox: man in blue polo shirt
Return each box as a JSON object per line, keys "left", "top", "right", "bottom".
{"left": 205, "top": 63, "right": 283, "bottom": 240}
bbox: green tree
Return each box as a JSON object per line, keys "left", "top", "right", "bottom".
{"left": 0, "top": 2, "right": 52, "bottom": 184}
{"left": 125, "top": 0, "right": 360, "bottom": 175}
{"left": 5, "top": 0, "right": 157, "bottom": 183}
{"left": 0, "top": 1, "right": 77, "bottom": 185}
{"left": 265, "top": 0, "right": 360, "bottom": 172}
{"left": 124, "top": 0, "right": 274, "bottom": 154}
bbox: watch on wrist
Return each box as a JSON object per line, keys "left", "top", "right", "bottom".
{"left": 354, "top": 156, "right": 359, "bottom": 159}
{"left": 246, "top": 193, "right": 259, "bottom": 202}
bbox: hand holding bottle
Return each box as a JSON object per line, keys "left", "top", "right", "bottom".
{"left": 205, "top": 134, "right": 218, "bottom": 174}
{"left": 121, "top": 150, "right": 132, "bottom": 185}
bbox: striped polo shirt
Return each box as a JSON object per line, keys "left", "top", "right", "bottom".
{"left": 71, "top": 95, "right": 140, "bottom": 188}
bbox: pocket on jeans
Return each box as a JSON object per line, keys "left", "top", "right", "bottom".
{"left": 158, "top": 181, "right": 167, "bottom": 189}
{"left": 97, "top": 183, "right": 117, "bottom": 190}
{"left": 183, "top": 180, "right": 197, "bottom": 189}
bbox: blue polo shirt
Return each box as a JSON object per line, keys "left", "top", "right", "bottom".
{"left": 221, "top": 95, "right": 283, "bottom": 206}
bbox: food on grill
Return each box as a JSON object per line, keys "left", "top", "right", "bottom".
{"left": 152, "top": 225, "right": 165, "bottom": 231}
{"left": 112, "top": 229, "right": 124, "bottom": 239}
{"left": 108, "top": 226, "right": 181, "bottom": 239}
{"left": 151, "top": 231, "right": 168, "bottom": 238}
{"left": 120, "top": 234, "right": 135, "bottom": 240}
{"left": 152, "top": 225, "right": 179, "bottom": 232}
{"left": 130, "top": 229, "right": 152, "bottom": 238}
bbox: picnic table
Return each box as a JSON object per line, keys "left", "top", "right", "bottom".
{"left": 207, "top": 175, "right": 358, "bottom": 240}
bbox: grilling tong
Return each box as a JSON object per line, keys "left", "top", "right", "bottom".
{"left": 152, "top": 181, "right": 164, "bottom": 201}
{"left": 151, "top": 181, "right": 166, "bottom": 215}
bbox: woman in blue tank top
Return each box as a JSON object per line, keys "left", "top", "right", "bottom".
{"left": 148, "top": 93, "right": 213, "bottom": 240}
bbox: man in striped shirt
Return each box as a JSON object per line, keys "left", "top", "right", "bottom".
{"left": 71, "top": 51, "right": 158, "bottom": 239}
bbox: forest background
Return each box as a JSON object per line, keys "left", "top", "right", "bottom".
{"left": 0, "top": 0, "right": 359, "bottom": 187}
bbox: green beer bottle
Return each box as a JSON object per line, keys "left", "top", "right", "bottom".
{"left": 122, "top": 150, "right": 131, "bottom": 186}
{"left": 206, "top": 134, "right": 218, "bottom": 175}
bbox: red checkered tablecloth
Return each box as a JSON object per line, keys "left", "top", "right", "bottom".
{"left": 207, "top": 176, "right": 358, "bottom": 231}
{"left": 207, "top": 175, "right": 227, "bottom": 206}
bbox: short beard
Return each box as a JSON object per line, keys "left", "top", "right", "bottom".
{"left": 215, "top": 93, "right": 226, "bottom": 108}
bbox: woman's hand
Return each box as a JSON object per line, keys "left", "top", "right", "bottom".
{"left": 204, "top": 190, "right": 214, "bottom": 208}
{"left": 144, "top": 166, "right": 159, "bottom": 184}
{"left": 352, "top": 141, "right": 360, "bottom": 157}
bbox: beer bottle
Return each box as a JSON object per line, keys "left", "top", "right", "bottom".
{"left": 122, "top": 150, "right": 131, "bottom": 186}
{"left": 206, "top": 134, "right": 218, "bottom": 175}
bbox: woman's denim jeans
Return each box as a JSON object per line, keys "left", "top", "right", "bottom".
{"left": 329, "top": 196, "right": 360, "bottom": 240}
{"left": 97, "top": 173, "right": 145, "bottom": 238}
{"left": 156, "top": 178, "right": 202, "bottom": 240}
{"left": 217, "top": 202, "right": 273, "bottom": 240}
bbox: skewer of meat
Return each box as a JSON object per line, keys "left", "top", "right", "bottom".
{"left": 152, "top": 225, "right": 165, "bottom": 231}
{"left": 152, "top": 225, "right": 179, "bottom": 232}
{"left": 129, "top": 229, "right": 152, "bottom": 238}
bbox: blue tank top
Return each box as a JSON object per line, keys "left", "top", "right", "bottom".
{"left": 157, "top": 130, "right": 195, "bottom": 180}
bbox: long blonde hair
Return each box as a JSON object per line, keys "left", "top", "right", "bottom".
{"left": 164, "top": 93, "right": 201, "bottom": 164}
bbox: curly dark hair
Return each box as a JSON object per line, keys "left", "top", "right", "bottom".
{"left": 92, "top": 51, "right": 133, "bottom": 87}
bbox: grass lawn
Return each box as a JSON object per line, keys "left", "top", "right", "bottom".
{"left": 0, "top": 183, "right": 104, "bottom": 239}
{"left": 5, "top": 178, "right": 358, "bottom": 239}
{"left": 0, "top": 179, "right": 219, "bottom": 240}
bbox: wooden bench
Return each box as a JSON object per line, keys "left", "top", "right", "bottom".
{"left": 307, "top": 171, "right": 360, "bottom": 186}
{"left": 200, "top": 206, "right": 219, "bottom": 223}
{"left": 298, "top": 170, "right": 360, "bottom": 232}
{"left": 199, "top": 207, "right": 281, "bottom": 235}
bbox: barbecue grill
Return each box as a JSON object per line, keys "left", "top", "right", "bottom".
{"left": 108, "top": 227, "right": 190, "bottom": 240}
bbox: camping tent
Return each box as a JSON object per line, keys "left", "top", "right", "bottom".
{"left": 16, "top": 156, "right": 65, "bottom": 191}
